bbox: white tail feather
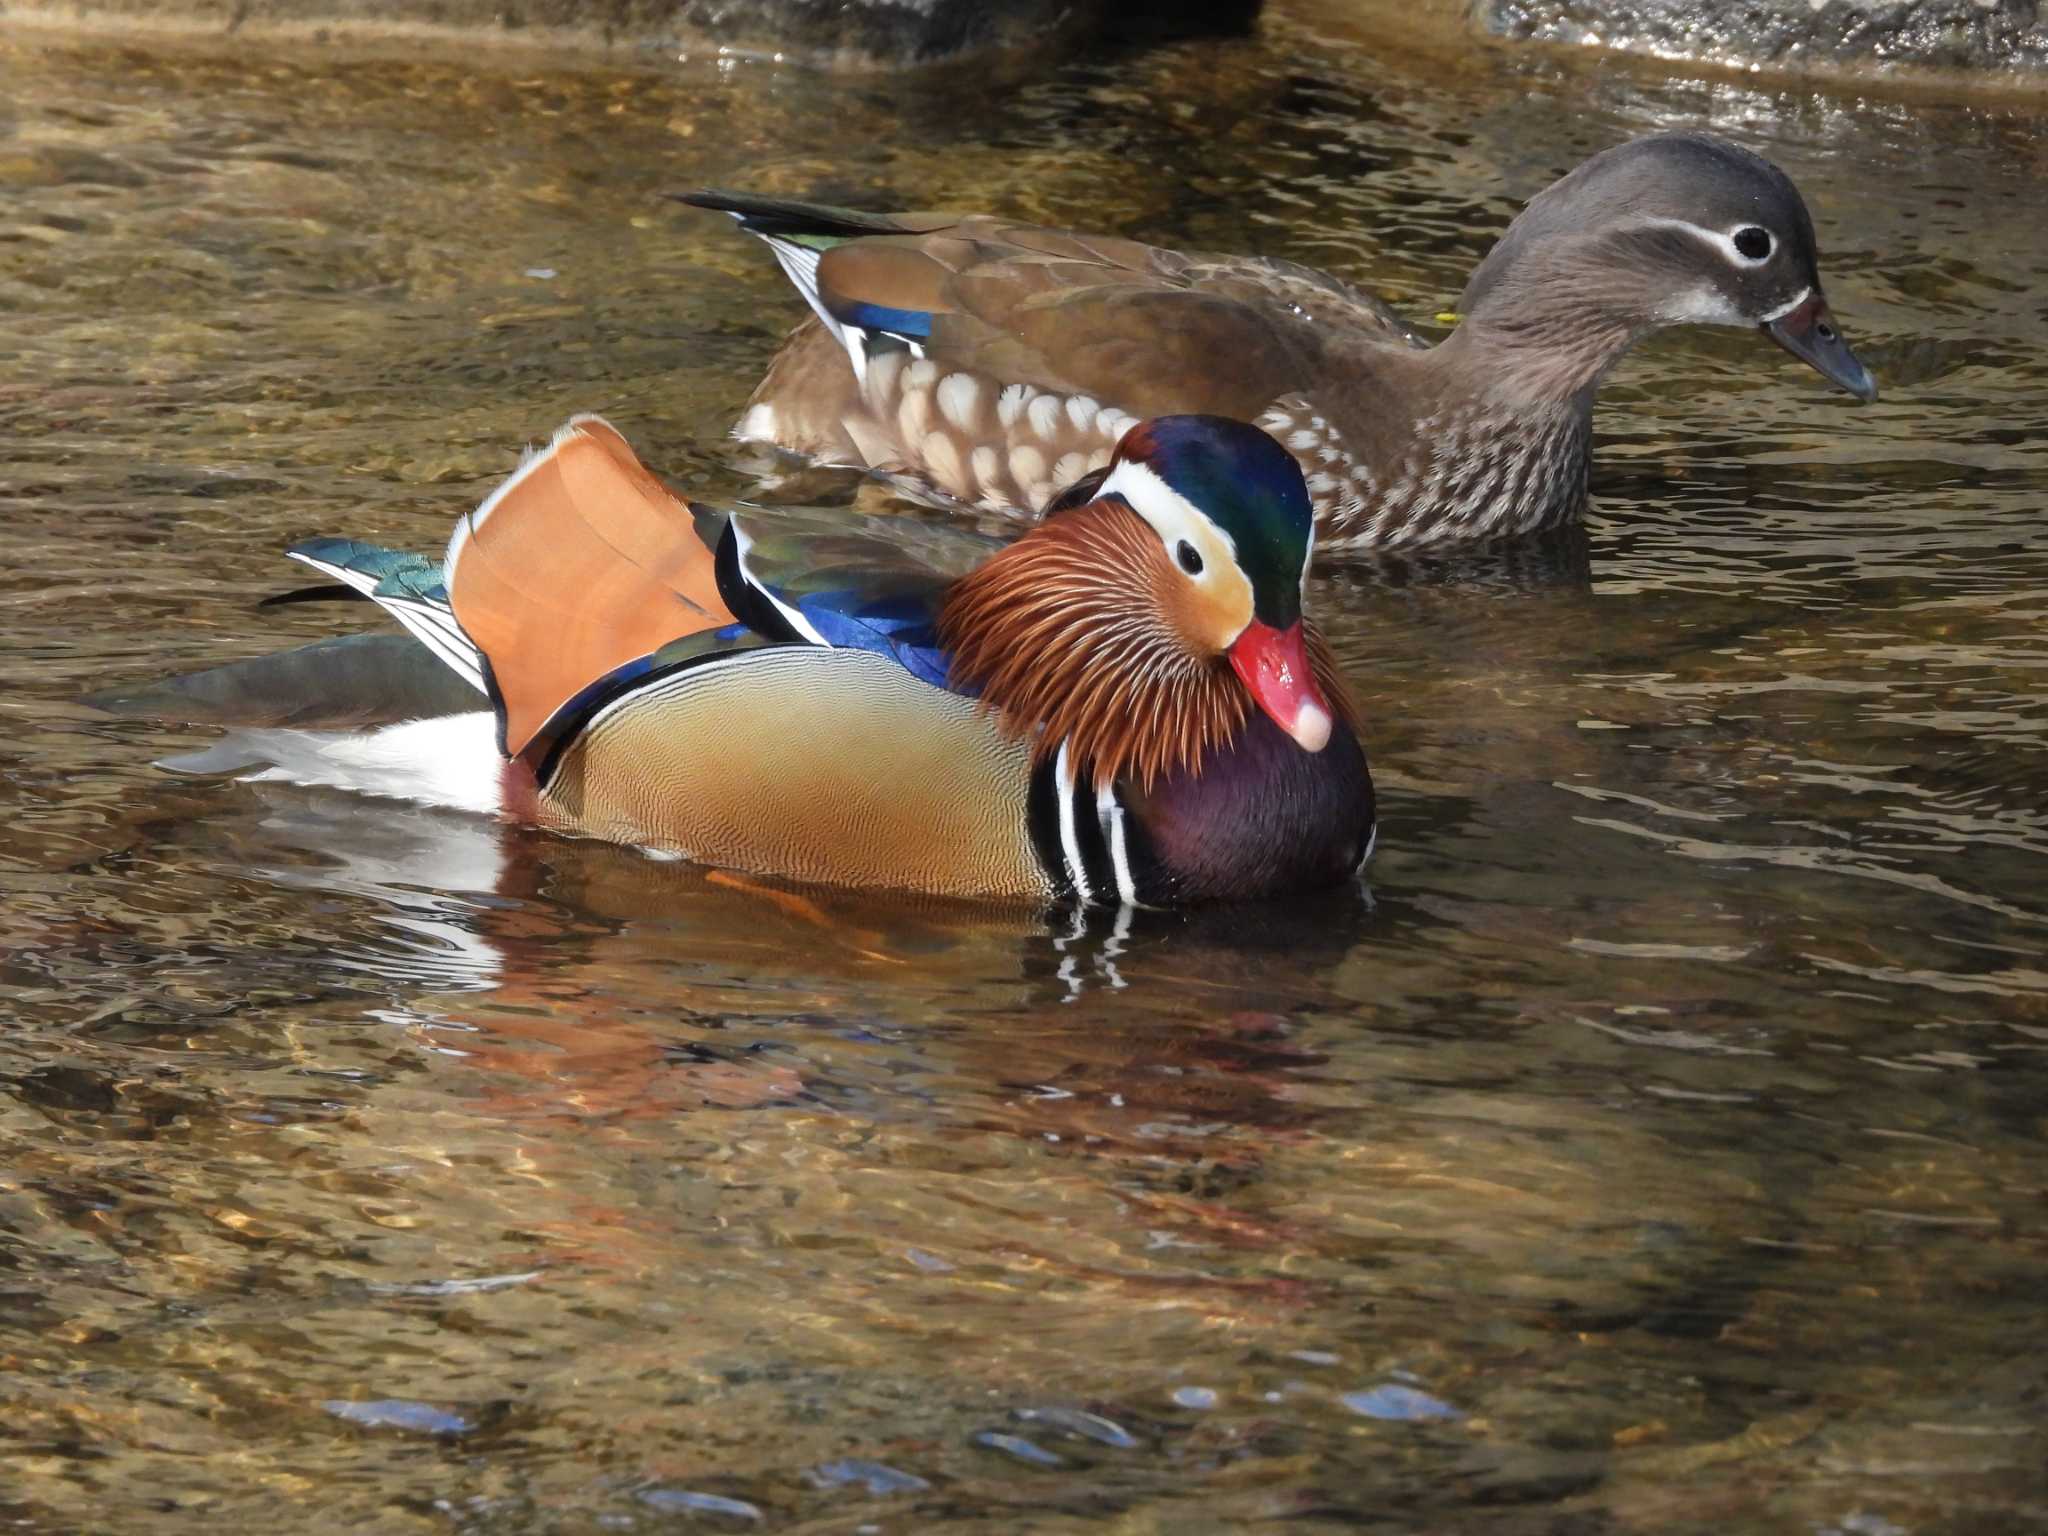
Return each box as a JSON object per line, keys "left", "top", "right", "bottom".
{"left": 188, "top": 712, "right": 507, "bottom": 818}
{"left": 757, "top": 235, "right": 870, "bottom": 385}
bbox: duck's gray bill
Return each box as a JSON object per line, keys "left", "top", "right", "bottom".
{"left": 1765, "top": 294, "right": 1878, "bottom": 402}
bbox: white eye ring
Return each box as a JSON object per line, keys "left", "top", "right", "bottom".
{"left": 1731, "top": 225, "right": 1774, "bottom": 263}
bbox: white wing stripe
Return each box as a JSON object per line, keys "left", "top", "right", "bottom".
{"left": 730, "top": 519, "right": 829, "bottom": 646}
{"left": 286, "top": 551, "right": 487, "bottom": 695}
{"left": 381, "top": 599, "right": 487, "bottom": 692}
{"left": 760, "top": 235, "right": 868, "bottom": 386}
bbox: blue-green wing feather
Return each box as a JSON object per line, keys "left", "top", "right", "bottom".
{"left": 719, "top": 507, "right": 992, "bottom": 691}
{"left": 286, "top": 537, "right": 483, "bottom": 693}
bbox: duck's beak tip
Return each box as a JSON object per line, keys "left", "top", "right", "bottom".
{"left": 1290, "top": 697, "right": 1334, "bottom": 754}
{"left": 1228, "top": 619, "right": 1335, "bottom": 755}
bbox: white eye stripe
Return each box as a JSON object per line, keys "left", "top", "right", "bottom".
{"left": 1301, "top": 485, "right": 1316, "bottom": 599}
{"left": 1097, "top": 457, "right": 1239, "bottom": 568}
{"left": 1631, "top": 216, "right": 1777, "bottom": 268}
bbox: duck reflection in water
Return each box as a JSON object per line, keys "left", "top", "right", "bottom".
{"left": 221, "top": 782, "right": 1373, "bottom": 1140}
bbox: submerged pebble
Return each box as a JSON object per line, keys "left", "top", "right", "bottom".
{"left": 367, "top": 1270, "right": 543, "bottom": 1296}
{"left": 807, "top": 1459, "right": 931, "bottom": 1495}
{"left": 637, "top": 1488, "right": 764, "bottom": 1522}
{"left": 1170, "top": 1386, "right": 1219, "bottom": 1410}
{"left": 971, "top": 1430, "right": 1065, "bottom": 1468}
{"left": 1015, "top": 1405, "right": 1138, "bottom": 1448}
{"left": 322, "top": 1398, "right": 474, "bottom": 1435}
{"left": 1341, "top": 1384, "right": 1464, "bottom": 1422}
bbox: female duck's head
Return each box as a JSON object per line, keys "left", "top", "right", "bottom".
{"left": 1458, "top": 133, "right": 1876, "bottom": 402}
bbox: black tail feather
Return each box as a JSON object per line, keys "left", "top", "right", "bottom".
{"left": 669, "top": 187, "right": 910, "bottom": 241}
{"left": 259, "top": 583, "right": 368, "bottom": 608}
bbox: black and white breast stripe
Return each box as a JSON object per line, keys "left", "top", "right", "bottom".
{"left": 1027, "top": 741, "right": 1144, "bottom": 909}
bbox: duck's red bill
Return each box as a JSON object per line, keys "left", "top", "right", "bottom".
{"left": 1228, "top": 619, "right": 1333, "bottom": 754}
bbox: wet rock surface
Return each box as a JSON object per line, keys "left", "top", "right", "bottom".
{"left": 14, "top": 0, "right": 2044, "bottom": 81}
{"left": 7, "top": 0, "right": 1261, "bottom": 66}
{"left": 1479, "top": 0, "right": 2048, "bottom": 80}
{"left": 673, "top": 0, "right": 1262, "bottom": 66}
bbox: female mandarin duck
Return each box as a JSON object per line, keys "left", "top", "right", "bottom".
{"left": 678, "top": 132, "right": 1876, "bottom": 550}
{"left": 100, "top": 414, "right": 1374, "bottom": 907}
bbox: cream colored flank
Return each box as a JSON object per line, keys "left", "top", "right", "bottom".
{"left": 537, "top": 647, "right": 1054, "bottom": 902}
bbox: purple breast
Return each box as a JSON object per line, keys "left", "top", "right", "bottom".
{"left": 1126, "top": 711, "right": 1375, "bottom": 903}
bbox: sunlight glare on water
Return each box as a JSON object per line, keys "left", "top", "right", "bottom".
{"left": 1, "top": 9, "right": 2045, "bottom": 1531}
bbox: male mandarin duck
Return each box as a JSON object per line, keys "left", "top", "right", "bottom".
{"left": 96, "top": 414, "right": 1374, "bottom": 907}
{"left": 678, "top": 132, "right": 1876, "bottom": 551}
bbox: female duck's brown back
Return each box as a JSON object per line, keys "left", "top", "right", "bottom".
{"left": 680, "top": 132, "right": 1875, "bottom": 551}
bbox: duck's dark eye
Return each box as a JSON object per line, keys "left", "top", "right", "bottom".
{"left": 1733, "top": 226, "right": 1773, "bottom": 261}
{"left": 1176, "top": 539, "right": 1204, "bottom": 576}
{"left": 1816, "top": 320, "right": 1836, "bottom": 342}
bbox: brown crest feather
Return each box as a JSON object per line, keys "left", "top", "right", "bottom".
{"left": 937, "top": 500, "right": 1358, "bottom": 792}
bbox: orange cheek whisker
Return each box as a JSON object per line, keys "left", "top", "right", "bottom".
{"left": 938, "top": 500, "right": 1256, "bottom": 792}
{"left": 937, "top": 498, "right": 1364, "bottom": 791}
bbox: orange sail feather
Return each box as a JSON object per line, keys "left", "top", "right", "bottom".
{"left": 445, "top": 416, "right": 735, "bottom": 758}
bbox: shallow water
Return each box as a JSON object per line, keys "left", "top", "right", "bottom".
{"left": 3, "top": 10, "right": 2046, "bottom": 1533}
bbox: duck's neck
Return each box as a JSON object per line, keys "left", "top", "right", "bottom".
{"left": 938, "top": 502, "right": 1249, "bottom": 791}
{"left": 1443, "top": 234, "right": 1662, "bottom": 406}
{"left": 1306, "top": 331, "right": 1594, "bottom": 546}
{"left": 1316, "top": 246, "right": 1666, "bottom": 546}
{"left": 1430, "top": 320, "right": 1637, "bottom": 430}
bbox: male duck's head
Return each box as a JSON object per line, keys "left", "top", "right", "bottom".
{"left": 1094, "top": 416, "right": 1332, "bottom": 754}
{"left": 941, "top": 415, "right": 1349, "bottom": 791}
{"left": 1459, "top": 132, "right": 1876, "bottom": 402}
